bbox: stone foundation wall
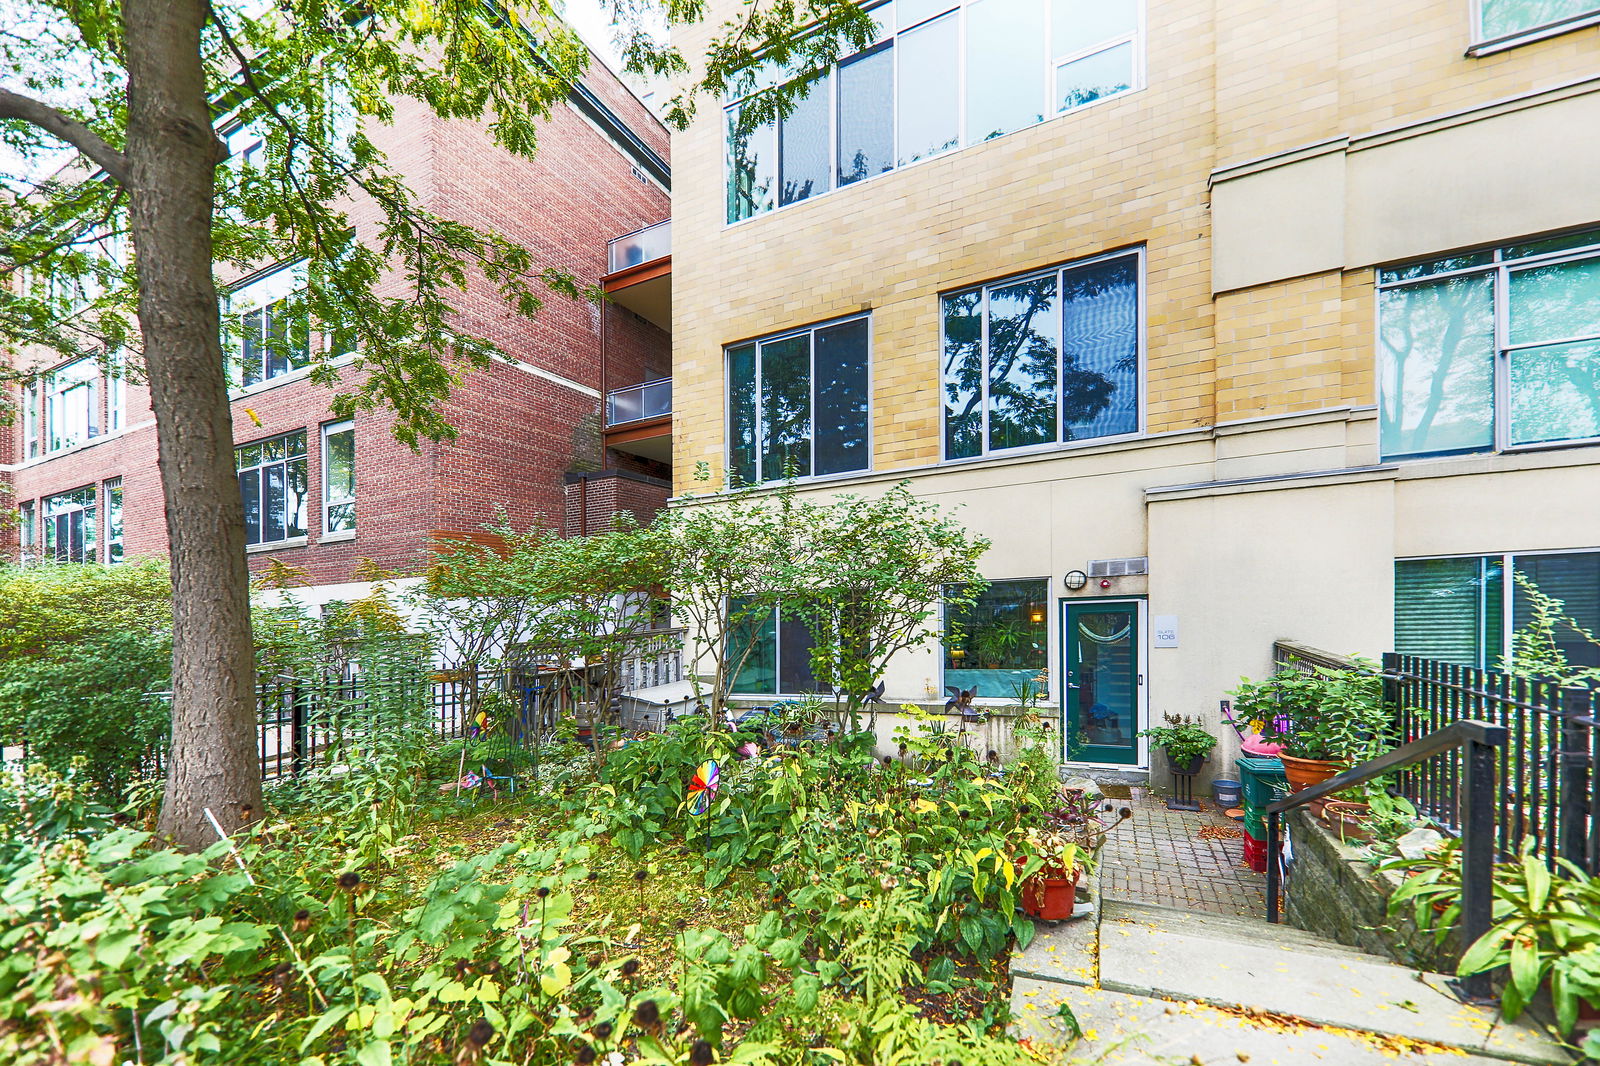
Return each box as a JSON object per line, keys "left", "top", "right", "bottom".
{"left": 1283, "top": 810, "right": 1458, "bottom": 972}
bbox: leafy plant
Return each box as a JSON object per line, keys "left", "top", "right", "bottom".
{"left": 1229, "top": 662, "right": 1388, "bottom": 763}
{"left": 1138, "top": 712, "right": 1216, "bottom": 768}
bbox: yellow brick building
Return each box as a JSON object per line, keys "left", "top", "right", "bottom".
{"left": 623, "top": 0, "right": 1600, "bottom": 777}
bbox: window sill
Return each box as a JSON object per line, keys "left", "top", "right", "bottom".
{"left": 247, "top": 537, "right": 308, "bottom": 554}
{"left": 1466, "top": 10, "right": 1600, "bottom": 56}
{"left": 229, "top": 352, "right": 356, "bottom": 402}
{"left": 319, "top": 529, "right": 356, "bottom": 543}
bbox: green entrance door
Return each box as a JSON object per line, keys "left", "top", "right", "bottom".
{"left": 1063, "top": 601, "right": 1141, "bottom": 765}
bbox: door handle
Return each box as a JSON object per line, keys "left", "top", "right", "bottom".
{"left": 1138, "top": 674, "right": 1144, "bottom": 686}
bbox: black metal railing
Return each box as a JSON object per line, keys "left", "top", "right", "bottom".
{"left": 1387, "top": 652, "right": 1596, "bottom": 874}
{"left": 1266, "top": 718, "right": 1507, "bottom": 1002}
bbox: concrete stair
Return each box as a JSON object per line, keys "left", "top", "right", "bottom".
{"left": 1010, "top": 897, "right": 1575, "bottom": 1064}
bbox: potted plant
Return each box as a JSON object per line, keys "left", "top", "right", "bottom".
{"left": 1138, "top": 713, "right": 1217, "bottom": 775}
{"left": 1017, "top": 827, "right": 1085, "bottom": 921}
{"left": 1230, "top": 663, "right": 1387, "bottom": 811}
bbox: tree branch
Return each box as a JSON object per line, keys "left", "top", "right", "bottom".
{"left": 0, "top": 88, "right": 128, "bottom": 184}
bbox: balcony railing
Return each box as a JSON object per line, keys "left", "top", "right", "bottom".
{"left": 607, "top": 219, "right": 670, "bottom": 274}
{"left": 606, "top": 377, "right": 671, "bottom": 426}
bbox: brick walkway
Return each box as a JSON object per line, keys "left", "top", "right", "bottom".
{"left": 1097, "top": 785, "right": 1266, "bottom": 918}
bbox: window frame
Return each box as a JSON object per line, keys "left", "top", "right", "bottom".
{"left": 1396, "top": 547, "right": 1600, "bottom": 668}
{"left": 941, "top": 576, "right": 1051, "bottom": 700}
{"left": 722, "top": 0, "right": 1146, "bottom": 225}
{"left": 1377, "top": 231, "right": 1600, "bottom": 461}
{"left": 41, "top": 485, "right": 98, "bottom": 565}
{"left": 321, "top": 419, "right": 356, "bottom": 537}
{"left": 103, "top": 477, "right": 124, "bottom": 564}
{"left": 724, "top": 311, "right": 874, "bottom": 486}
{"left": 727, "top": 599, "right": 827, "bottom": 697}
{"left": 44, "top": 357, "right": 100, "bottom": 454}
{"left": 17, "top": 501, "right": 36, "bottom": 566}
{"left": 939, "top": 245, "right": 1147, "bottom": 463}
{"left": 225, "top": 260, "right": 315, "bottom": 393}
{"left": 235, "top": 429, "right": 309, "bottom": 548}
{"left": 1467, "top": 0, "right": 1600, "bottom": 55}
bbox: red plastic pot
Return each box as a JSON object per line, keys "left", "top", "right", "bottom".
{"left": 1020, "top": 870, "right": 1081, "bottom": 920}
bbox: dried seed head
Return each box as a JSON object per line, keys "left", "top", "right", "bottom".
{"left": 587, "top": 871, "right": 601, "bottom": 882}
{"left": 594, "top": 1021, "right": 614, "bottom": 1040}
{"left": 633, "top": 869, "right": 649, "bottom": 883}
{"left": 467, "top": 1019, "right": 494, "bottom": 1047}
{"left": 536, "top": 886, "right": 551, "bottom": 899}
{"left": 689, "top": 1039, "right": 715, "bottom": 1066}
{"left": 620, "top": 958, "right": 640, "bottom": 977}
{"left": 337, "top": 871, "right": 362, "bottom": 891}
{"left": 586, "top": 955, "right": 603, "bottom": 970}
{"left": 576, "top": 1046, "right": 596, "bottom": 1065}
{"left": 632, "top": 999, "right": 660, "bottom": 1028}
{"left": 292, "top": 909, "right": 311, "bottom": 934}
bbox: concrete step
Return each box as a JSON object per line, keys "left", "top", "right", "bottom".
{"left": 1095, "top": 903, "right": 1571, "bottom": 1063}
{"left": 1103, "top": 899, "right": 1384, "bottom": 961}
{"left": 1012, "top": 978, "right": 1522, "bottom": 1065}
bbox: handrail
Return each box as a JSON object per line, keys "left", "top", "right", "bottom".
{"left": 1265, "top": 718, "right": 1506, "bottom": 1004}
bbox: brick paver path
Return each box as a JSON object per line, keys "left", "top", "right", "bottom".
{"left": 1098, "top": 785, "right": 1266, "bottom": 918}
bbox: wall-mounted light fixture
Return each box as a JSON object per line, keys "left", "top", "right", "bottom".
{"left": 1063, "top": 570, "right": 1089, "bottom": 590}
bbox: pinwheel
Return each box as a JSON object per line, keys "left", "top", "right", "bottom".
{"left": 688, "top": 760, "right": 720, "bottom": 816}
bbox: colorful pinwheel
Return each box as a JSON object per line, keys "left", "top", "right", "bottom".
{"left": 688, "top": 760, "right": 720, "bottom": 816}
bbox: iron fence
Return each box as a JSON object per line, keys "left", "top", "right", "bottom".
{"left": 1267, "top": 642, "right": 1597, "bottom": 873}
{"left": 1387, "top": 652, "right": 1596, "bottom": 875}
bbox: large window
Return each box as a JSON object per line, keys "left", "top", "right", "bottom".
{"left": 725, "top": 0, "right": 1141, "bottom": 222}
{"left": 228, "top": 262, "right": 310, "bottom": 389}
{"left": 237, "top": 431, "right": 308, "bottom": 547}
{"left": 728, "top": 600, "right": 823, "bottom": 695}
{"left": 43, "top": 487, "right": 96, "bottom": 564}
{"left": 46, "top": 358, "right": 100, "bottom": 452}
{"left": 322, "top": 421, "right": 356, "bottom": 534}
{"left": 1379, "top": 231, "right": 1600, "bottom": 459}
{"left": 943, "top": 579, "right": 1048, "bottom": 697}
{"left": 1396, "top": 551, "right": 1600, "bottom": 670}
{"left": 104, "top": 478, "right": 124, "bottom": 564}
{"left": 22, "top": 381, "right": 40, "bottom": 459}
{"left": 728, "top": 315, "right": 870, "bottom": 484}
{"left": 1476, "top": 0, "right": 1600, "bottom": 45}
{"left": 943, "top": 249, "right": 1140, "bottom": 459}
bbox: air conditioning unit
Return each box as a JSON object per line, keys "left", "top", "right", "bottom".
{"left": 1088, "top": 557, "right": 1149, "bottom": 578}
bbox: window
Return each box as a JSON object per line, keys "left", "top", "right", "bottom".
{"left": 22, "top": 381, "right": 40, "bottom": 459}
{"left": 17, "top": 502, "right": 36, "bottom": 565}
{"left": 943, "top": 249, "right": 1141, "bottom": 459}
{"left": 1395, "top": 551, "right": 1600, "bottom": 670}
{"left": 943, "top": 579, "right": 1048, "bottom": 697}
{"left": 728, "top": 599, "right": 824, "bottom": 695}
{"left": 227, "top": 262, "right": 310, "bottom": 389}
{"left": 728, "top": 315, "right": 870, "bottom": 484}
{"left": 107, "top": 352, "right": 125, "bottom": 432}
{"left": 1379, "top": 231, "right": 1600, "bottom": 459}
{"left": 104, "top": 478, "right": 124, "bottom": 564}
{"left": 43, "top": 487, "right": 97, "bottom": 564}
{"left": 1476, "top": 0, "right": 1600, "bottom": 46}
{"left": 322, "top": 421, "right": 355, "bottom": 534}
{"left": 236, "top": 431, "right": 308, "bottom": 547}
{"left": 46, "top": 358, "right": 100, "bottom": 452}
{"left": 725, "top": 0, "right": 1141, "bottom": 222}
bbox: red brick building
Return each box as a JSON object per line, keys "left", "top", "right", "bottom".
{"left": 2, "top": 55, "right": 672, "bottom": 594}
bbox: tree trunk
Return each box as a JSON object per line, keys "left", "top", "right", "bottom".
{"left": 125, "top": 0, "right": 264, "bottom": 847}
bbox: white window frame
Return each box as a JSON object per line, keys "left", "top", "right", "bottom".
{"left": 1467, "top": 0, "right": 1600, "bottom": 55}
{"left": 226, "top": 260, "right": 311, "bottom": 392}
{"left": 17, "top": 501, "right": 36, "bottom": 566}
{"left": 321, "top": 419, "right": 356, "bottom": 537}
{"left": 236, "top": 430, "right": 309, "bottom": 547}
{"left": 45, "top": 358, "right": 100, "bottom": 453}
{"left": 1377, "top": 231, "right": 1600, "bottom": 460}
{"left": 723, "top": 311, "right": 874, "bottom": 486}
{"left": 103, "top": 477, "right": 125, "bottom": 564}
{"left": 723, "top": 0, "right": 1146, "bottom": 225}
{"left": 939, "top": 245, "right": 1147, "bottom": 463}
{"left": 42, "top": 486, "right": 97, "bottom": 564}
{"left": 22, "top": 380, "right": 40, "bottom": 459}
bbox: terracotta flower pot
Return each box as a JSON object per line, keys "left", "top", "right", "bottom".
{"left": 1020, "top": 869, "right": 1082, "bottom": 921}
{"left": 1279, "top": 753, "right": 1343, "bottom": 818}
{"left": 1320, "top": 799, "right": 1372, "bottom": 843}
